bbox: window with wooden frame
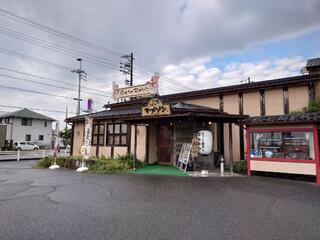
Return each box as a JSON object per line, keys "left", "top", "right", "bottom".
{"left": 106, "top": 123, "right": 128, "bottom": 146}
{"left": 92, "top": 124, "right": 105, "bottom": 146}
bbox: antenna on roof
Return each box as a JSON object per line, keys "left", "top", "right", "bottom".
{"left": 240, "top": 77, "right": 251, "bottom": 84}
{"left": 301, "top": 66, "right": 308, "bottom": 75}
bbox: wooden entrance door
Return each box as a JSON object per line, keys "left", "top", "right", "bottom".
{"left": 158, "top": 124, "right": 172, "bottom": 165}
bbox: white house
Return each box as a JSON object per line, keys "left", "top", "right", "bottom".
{"left": 0, "top": 108, "right": 55, "bottom": 148}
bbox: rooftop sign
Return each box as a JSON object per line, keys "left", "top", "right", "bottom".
{"left": 112, "top": 73, "right": 159, "bottom": 100}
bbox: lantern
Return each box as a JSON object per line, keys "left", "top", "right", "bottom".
{"left": 197, "top": 130, "right": 213, "bottom": 155}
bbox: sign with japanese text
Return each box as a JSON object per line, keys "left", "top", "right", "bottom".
{"left": 112, "top": 73, "right": 159, "bottom": 100}
{"left": 82, "top": 117, "right": 93, "bottom": 159}
{"left": 191, "top": 137, "right": 198, "bottom": 158}
{"left": 142, "top": 98, "right": 171, "bottom": 117}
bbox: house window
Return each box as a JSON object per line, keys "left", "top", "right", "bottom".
{"left": 283, "top": 87, "right": 289, "bottom": 114}
{"left": 107, "top": 123, "right": 127, "bottom": 146}
{"left": 22, "top": 118, "right": 32, "bottom": 126}
{"left": 44, "top": 121, "right": 48, "bottom": 127}
{"left": 260, "top": 90, "right": 265, "bottom": 116}
{"left": 92, "top": 124, "right": 105, "bottom": 146}
{"left": 39, "top": 135, "right": 44, "bottom": 141}
{"left": 219, "top": 95, "right": 223, "bottom": 111}
{"left": 250, "top": 130, "right": 315, "bottom": 160}
{"left": 25, "top": 134, "right": 31, "bottom": 141}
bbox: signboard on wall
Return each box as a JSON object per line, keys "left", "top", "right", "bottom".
{"left": 142, "top": 98, "right": 171, "bottom": 117}
{"left": 81, "top": 117, "right": 93, "bottom": 159}
{"left": 112, "top": 73, "right": 159, "bottom": 100}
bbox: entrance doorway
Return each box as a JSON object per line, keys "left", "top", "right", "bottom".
{"left": 157, "top": 123, "right": 172, "bottom": 165}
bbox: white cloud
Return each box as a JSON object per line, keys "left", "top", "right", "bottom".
{"left": 161, "top": 55, "right": 306, "bottom": 91}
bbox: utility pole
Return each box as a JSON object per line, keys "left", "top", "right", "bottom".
{"left": 65, "top": 105, "right": 68, "bottom": 129}
{"left": 72, "top": 58, "right": 87, "bottom": 116}
{"left": 120, "top": 52, "right": 134, "bottom": 86}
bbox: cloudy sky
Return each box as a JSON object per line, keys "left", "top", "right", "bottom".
{"left": 0, "top": 0, "right": 320, "bottom": 124}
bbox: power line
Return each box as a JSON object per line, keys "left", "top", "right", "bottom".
{"left": 0, "top": 8, "right": 124, "bottom": 57}
{"left": 0, "top": 27, "right": 122, "bottom": 72}
{"left": 0, "top": 8, "right": 195, "bottom": 93}
{"left": 0, "top": 46, "right": 72, "bottom": 71}
{"left": 0, "top": 104, "right": 76, "bottom": 115}
{"left": 0, "top": 47, "right": 115, "bottom": 91}
{"left": 0, "top": 83, "right": 75, "bottom": 100}
{"left": 0, "top": 66, "right": 112, "bottom": 95}
{"left": 0, "top": 27, "right": 120, "bottom": 66}
{"left": 0, "top": 84, "right": 107, "bottom": 109}
{"left": 0, "top": 73, "right": 112, "bottom": 98}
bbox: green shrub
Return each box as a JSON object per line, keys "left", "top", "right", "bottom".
{"left": 35, "top": 154, "right": 144, "bottom": 173}
{"left": 35, "top": 157, "right": 52, "bottom": 168}
{"left": 225, "top": 160, "right": 247, "bottom": 174}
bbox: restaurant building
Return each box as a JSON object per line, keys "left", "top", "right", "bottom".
{"left": 67, "top": 58, "right": 320, "bottom": 183}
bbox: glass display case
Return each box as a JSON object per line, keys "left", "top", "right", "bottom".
{"left": 250, "top": 131, "right": 315, "bottom": 160}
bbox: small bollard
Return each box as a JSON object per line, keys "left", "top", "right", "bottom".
{"left": 64, "top": 148, "right": 67, "bottom": 156}
{"left": 17, "top": 149, "right": 20, "bottom": 162}
{"left": 42, "top": 149, "right": 45, "bottom": 159}
{"left": 220, "top": 155, "right": 224, "bottom": 175}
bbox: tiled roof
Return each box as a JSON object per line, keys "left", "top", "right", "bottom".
{"left": 66, "top": 102, "right": 238, "bottom": 122}
{"left": 306, "top": 58, "right": 320, "bottom": 68}
{"left": 0, "top": 108, "right": 55, "bottom": 121}
{"left": 243, "top": 112, "right": 320, "bottom": 125}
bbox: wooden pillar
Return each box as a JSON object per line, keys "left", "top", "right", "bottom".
{"left": 134, "top": 124, "right": 138, "bottom": 159}
{"left": 313, "top": 124, "right": 320, "bottom": 186}
{"left": 229, "top": 123, "right": 233, "bottom": 174}
{"left": 70, "top": 123, "right": 74, "bottom": 156}
{"left": 145, "top": 124, "right": 149, "bottom": 164}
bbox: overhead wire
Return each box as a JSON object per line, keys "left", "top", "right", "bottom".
{"left": 0, "top": 66, "right": 112, "bottom": 94}
{"left": 0, "top": 8, "right": 194, "bottom": 92}
{"left": 0, "top": 73, "right": 113, "bottom": 98}
{"left": 0, "top": 104, "right": 76, "bottom": 115}
{"left": 0, "top": 8, "right": 124, "bottom": 57}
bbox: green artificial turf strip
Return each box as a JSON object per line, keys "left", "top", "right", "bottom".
{"left": 128, "top": 165, "right": 188, "bottom": 176}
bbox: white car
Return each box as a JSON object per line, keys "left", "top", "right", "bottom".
{"left": 13, "top": 141, "right": 39, "bottom": 151}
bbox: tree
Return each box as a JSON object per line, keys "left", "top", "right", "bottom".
{"left": 59, "top": 127, "right": 72, "bottom": 145}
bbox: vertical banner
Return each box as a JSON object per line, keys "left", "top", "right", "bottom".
{"left": 82, "top": 117, "right": 93, "bottom": 159}
{"left": 54, "top": 121, "right": 60, "bottom": 157}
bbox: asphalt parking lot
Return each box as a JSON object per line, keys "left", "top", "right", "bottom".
{"left": 0, "top": 160, "right": 320, "bottom": 240}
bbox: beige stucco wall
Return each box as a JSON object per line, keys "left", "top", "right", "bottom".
{"left": 72, "top": 123, "right": 84, "bottom": 156}
{"left": 99, "top": 146, "right": 112, "bottom": 158}
{"left": 130, "top": 125, "right": 147, "bottom": 161}
{"left": 90, "top": 146, "right": 96, "bottom": 156}
{"left": 148, "top": 123, "right": 158, "bottom": 164}
{"left": 243, "top": 92, "right": 260, "bottom": 116}
{"left": 250, "top": 160, "right": 316, "bottom": 175}
{"left": 114, "top": 146, "right": 128, "bottom": 157}
{"left": 223, "top": 94, "right": 238, "bottom": 114}
{"left": 223, "top": 94, "right": 241, "bottom": 162}
{"left": 136, "top": 125, "right": 147, "bottom": 161}
{"left": 288, "top": 86, "right": 309, "bottom": 112}
{"left": 265, "top": 89, "right": 283, "bottom": 115}
{"left": 184, "top": 96, "right": 220, "bottom": 109}
{"left": 223, "top": 124, "right": 241, "bottom": 163}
